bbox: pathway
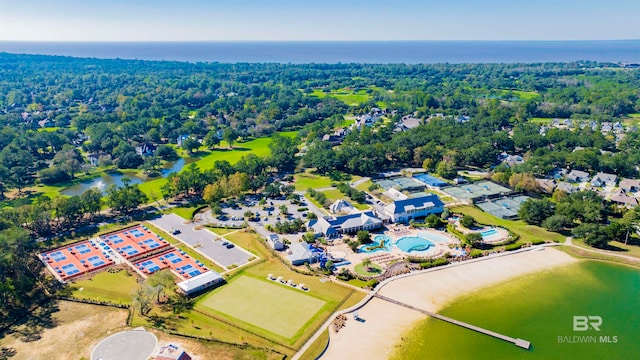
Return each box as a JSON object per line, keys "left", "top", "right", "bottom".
{"left": 564, "top": 237, "right": 640, "bottom": 263}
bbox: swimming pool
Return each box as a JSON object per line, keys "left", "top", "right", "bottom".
{"left": 418, "top": 231, "right": 451, "bottom": 244}
{"left": 395, "top": 236, "right": 434, "bottom": 252}
{"left": 359, "top": 235, "right": 394, "bottom": 253}
{"left": 480, "top": 228, "right": 498, "bottom": 239}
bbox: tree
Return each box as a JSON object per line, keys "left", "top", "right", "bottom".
{"left": 518, "top": 198, "right": 555, "bottom": 226}
{"left": 116, "top": 152, "right": 144, "bottom": 169}
{"left": 460, "top": 214, "right": 476, "bottom": 229}
{"left": 425, "top": 214, "right": 444, "bottom": 228}
{"left": 542, "top": 214, "right": 571, "bottom": 232}
{"left": 53, "top": 146, "right": 83, "bottom": 178}
{"left": 357, "top": 230, "right": 372, "bottom": 244}
{"left": 440, "top": 207, "right": 451, "bottom": 220}
{"left": 105, "top": 178, "right": 148, "bottom": 215}
{"left": 572, "top": 223, "right": 610, "bottom": 249}
{"left": 362, "top": 257, "right": 372, "bottom": 272}
{"left": 146, "top": 270, "right": 175, "bottom": 303}
{"left": 181, "top": 137, "right": 200, "bottom": 154}
{"left": 222, "top": 127, "right": 238, "bottom": 149}
{"left": 465, "top": 232, "right": 483, "bottom": 247}
{"left": 156, "top": 145, "right": 178, "bottom": 160}
{"left": 268, "top": 133, "right": 298, "bottom": 172}
{"left": 436, "top": 160, "right": 457, "bottom": 179}
{"left": 140, "top": 156, "right": 161, "bottom": 175}
{"left": 203, "top": 130, "right": 221, "bottom": 149}
{"left": 133, "top": 285, "right": 155, "bottom": 316}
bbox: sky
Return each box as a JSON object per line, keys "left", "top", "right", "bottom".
{"left": 1, "top": 0, "right": 639, "bottom": 41}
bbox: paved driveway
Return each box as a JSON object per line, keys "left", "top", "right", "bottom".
{"left": 150, "top": 214, "right": 254, "bottom": 270}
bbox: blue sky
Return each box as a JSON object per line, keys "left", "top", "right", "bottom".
{"left": 1, "top": 0, "right": 638, "bottom": 41}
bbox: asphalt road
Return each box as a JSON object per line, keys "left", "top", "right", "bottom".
{"left": 91, "top": 329, "right": 157, "bottom": 360}
{"left": 150, "top": 213, "right": 254, "bottom": 270}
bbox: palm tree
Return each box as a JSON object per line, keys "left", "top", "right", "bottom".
{"left": 362, "top": 257, "right": 372, "bottom": 272}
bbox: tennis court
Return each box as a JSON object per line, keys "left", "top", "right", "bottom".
{"left": 40, "top": 239, "right": 115, "bottom": 282}
{"left": 442, "top": 180, "right": 512, "bottom": 200}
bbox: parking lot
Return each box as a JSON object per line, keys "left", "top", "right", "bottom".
{"left": 150, "top": 214, "right": 255, "bottom": 270}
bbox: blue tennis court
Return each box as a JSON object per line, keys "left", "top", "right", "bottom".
{"left": 139, "top": 260, "right": 161, "bottom": 273}
{"left": 129, "top": 228, "right": 146, "bottom": 237}
{"left": 49, "top": 251, "right": 67, "bottom": 262}
{"left": 120, "top": 245, "right": 139, "bottom": 256}
{"left": 61, "top": 263, "right": 80, "bottom": 276}
{"left": 75, "top": 244, "right": 92, "bottom": 254}
{"left": 142, "top": 238, "right": 161, "bottom": 249}
{"left": 86, "top": 255, "right": 106, "bottom": 267}
{"left": 108, "top": 235, "right": 124, "bottom": 244}
{"left": 178, "top": 264, "right": 201, "bottom": 277}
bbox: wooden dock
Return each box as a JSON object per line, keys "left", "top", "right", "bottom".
{"left": 374, "top": 294, "right": 531, "bottom": 350}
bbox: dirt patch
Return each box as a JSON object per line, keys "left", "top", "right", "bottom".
{"left": 0, "top": 301, "right": 129, "bottom": 360}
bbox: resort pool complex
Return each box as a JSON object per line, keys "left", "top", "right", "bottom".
{"left": 418, "top": 232, "right": 452, "bottom": 244}
{"left": 395, "top": 237, "right": 434, "bottom": 253}
{"left": 359, "top": 235, "right": 395, "bottom": 253}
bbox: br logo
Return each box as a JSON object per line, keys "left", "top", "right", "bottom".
{"left": 573, "top": 316, "right": 602, "bottom": 331}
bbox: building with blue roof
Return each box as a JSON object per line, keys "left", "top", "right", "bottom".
{"left": 383, "top": 194, "right": 445, "bottom": 223}
{"left": 308, "top": 211, "right": 383, "bottom": 239}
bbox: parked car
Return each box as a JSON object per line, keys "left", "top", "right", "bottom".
{"left": 226, "top": 243, "right": 235, "bottom": 249}
{"left": 171, "top": 229, "right": 181, "bottom": 235}
{"left": 222, "top": 241, "right": 229, "bottom": 246}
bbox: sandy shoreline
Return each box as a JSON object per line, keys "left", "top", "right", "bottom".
{"left": 321, "top": 247, "right": 577, "bottom": 360}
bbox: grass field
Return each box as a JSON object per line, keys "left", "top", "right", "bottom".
{"left": 452, "top": 205, "right": 566, "bottom": 244}
{"left": 354, "top": 262, "right": 383, "bottom": 276}
{"left": 623, "top": 113, "right": 640, "bottom": 126}
{"left": 294, "top": 170, "right": 334, "bottom": 191}
{"left": 224, "top": 231, "right": 269, "bottom": 258}
{"left": 321, "top": 189, "right": 369, "bottom": 210}
{"left": 529, "top": 117, "right": 554, "bottom": 125}
{"left": 299, "top": 329, "right": 330, "bottom": 360}
{"left": 139, "top": 133, "right": 296, "bottom": 199}
{"left": 499, "top": 89, "right": 540, "bottom": 100}
{"left": 167, "top": 205, "right": 203, "bottom": 220}
{"left": 200, "top": 276, "right": 326, "bottom": 339}
{"left": 309, "top": 88, "right": 373, "bottom": 106}
{"left": 71, "top": 269, "right": 139, "bottom": 304}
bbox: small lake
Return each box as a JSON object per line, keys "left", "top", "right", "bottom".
{"left": 60, "top": 157, "right": 197, "bottom": 197}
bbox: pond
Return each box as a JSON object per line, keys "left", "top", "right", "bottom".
{"left": 60, "top": 157, "right": 198, "bottom": 197}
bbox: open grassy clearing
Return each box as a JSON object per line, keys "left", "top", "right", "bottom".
{"left": 452, "top": 205, "right": 565, "bottom": 244}
{"left": 354, "top": 262, "right": 383, "bottom": 276}
{"left": 529, "top": 117, "right": 554, "bottom": 125}
{"left": 0, "top": 300, "right": 129, "bottom": 360}
{"left": 167, "top": 205, "right": 202, "bottom": 220}
{"left": 70, "top": 269, "right": 139, "bottom": 305}
{"left": 571, "top": 237, "right": 640, "bottom": 259}
{"left": 321, "top": 189, "right": 369, "bottom": 210}
{"left": 209, "top": 226, "right": 237, "bottom": 236}
{"left": 309, "top": 88, "right": 373, "bottom": 106}
{"left": 623, "top": 113, "right": 640, "bottom": 126}
{"left": 499, "top": 89, "right": 540, "bottom": 100}
{"left": 294, "top": 170, "right": 335, "bottom": 191}
{"left": 200, "top": 276, "right": 326, "bottom": 339}
{"left": 224, "top": 230, "right": 269, "bottom": 258}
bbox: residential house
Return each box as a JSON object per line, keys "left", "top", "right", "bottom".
{"left": 566, "top": 170, "right": 590, "bottom": 183}
{"left": 619, "top": 178, "right": 640, "bottom": 193}
{"left": 321, "top": 129, "right": 346, "bottom": 146}
{"left": 394, "top": 116, "right": 421, "bottom": 132}
{"left": 498, "top": 152, "right": 525, "bottom": 167}
{"left": 176, "top": 271, "right": 224, "bottom": 296}
{"left": 135, "top": 142, "right": 157, "bottom": 156}
{"left": 383, "top": 194, "right": 445, "bottom": 223}
{"left": 456, "top": 115, "right": 471, "bottom": 123}
{"left": 610, "top": 190, "right": 638, "bottom": 208}
{"left": 552, "top": 168, "right": 568, "bottom": 180}
{"left": 267, "top": 234, "right": 285, "bottom": 251}
{"left": 308, "top": 211, "right": 383, "bottom": 239}
{"left": 536, "top": 179, "right": 557, "bottom": 194}
{"left": 556, "top": 181, "right": 578, "bottom": 194}
{"left": 590, "top": 172, "right": 617, "bottom": 187}
{"left": 154, "top": 344, "right": 192, "bottom": 360}
{"left": 176, "top": 134, "right": 190, "bottom": 146}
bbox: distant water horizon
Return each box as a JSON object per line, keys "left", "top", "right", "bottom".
{"left": 1, "top": 40, "right": 639, "bottom": 64}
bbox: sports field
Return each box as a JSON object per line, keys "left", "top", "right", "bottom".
{"left": 200, "top": 276, "right": 326, "bottom": 339}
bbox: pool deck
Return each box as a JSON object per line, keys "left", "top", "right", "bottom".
{"left": 331, "top": 225, "right": 460, "bottom": 273}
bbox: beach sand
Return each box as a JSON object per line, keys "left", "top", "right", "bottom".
{"left": 321, "top": 247, "right": 576, "bottom": 360}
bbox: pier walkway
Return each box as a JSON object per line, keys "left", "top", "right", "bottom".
{"left": 374, "top": 294, "right": 531, "bottom": 349}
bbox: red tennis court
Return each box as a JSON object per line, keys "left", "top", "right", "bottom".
{"left": 100, "top": 225, "right": 171, "bottom": 261}
{"left": 40, "top": 239, "right": 115, "bottom": 281}
{"left": 133, "top": 248, "right": 209, "bottom": 280}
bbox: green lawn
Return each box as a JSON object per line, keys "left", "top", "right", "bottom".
{"left": 529, "top": 117, "right": 554, "bottom": 125}
{"left": 354, "top": 262, "right": 383, "bottom": 276}
{"left": 321, "top": 189, "right": 369, "bottom": 210}
{"left": 70, "top": 270, "right": 138, "bottom": 304}
{"left": 623, "top": 113, "right": 640, "bottom": 127}
{"left": 294, "top": 170, "right": 334, "bottom": 191}
{"left": 499, "top": 89, "right": 540, "bottom": 100}
{"left": 309, "top": 88, "right": 373, "bottom": 106}
{"left": 167, "top": 206, "right": 201, "bottom": 220}
{"left": 209, "top": 226, "right": 237, "bottom": 236}
{"left": 200, "top": 276, "right": 326, "bottom": 339}
{"left": 452, "top": 205, "right": 565, "bottom": 244}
